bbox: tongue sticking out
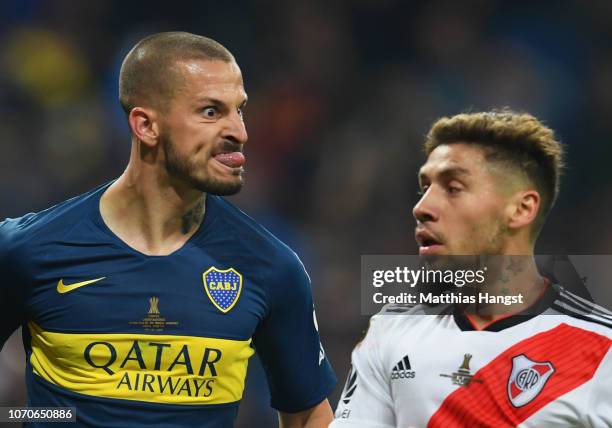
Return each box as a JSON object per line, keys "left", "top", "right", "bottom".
{"left": 213, "top": 152, "right": 245, "bottom": 168}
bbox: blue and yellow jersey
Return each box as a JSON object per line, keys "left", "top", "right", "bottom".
{"left": 0, "top": 183, "right": 336, "bottom": 427}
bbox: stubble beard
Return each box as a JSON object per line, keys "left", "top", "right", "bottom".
{"left": 160, "top": 131, "right": 244, "bottom": 196}
{"left": 479, "top": 220, "right": 509, "bottom": 256}
{"left": 426, "top": 221, "right": 508, "bottom": 271}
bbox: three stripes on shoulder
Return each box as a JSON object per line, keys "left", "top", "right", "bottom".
{"left": 552, "top": 288, "right": 612, "bottom": 329}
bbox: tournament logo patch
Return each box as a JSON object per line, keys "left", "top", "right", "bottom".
{"left": 203, "top": 267, "right": 243, "bottom": 313}
{"left": 507, "top": 354, "right": 555, "bottom": 407}
{"left": 440, "top": 353, "right": 482, "bottom": 387}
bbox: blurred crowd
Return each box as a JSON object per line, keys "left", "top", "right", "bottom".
{"left": 2, "top": 0, "right": 612, "bottom": 426}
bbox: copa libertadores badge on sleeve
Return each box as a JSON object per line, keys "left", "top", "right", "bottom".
{"left": 203, "top": 267, "right": 243, "bottom": 313}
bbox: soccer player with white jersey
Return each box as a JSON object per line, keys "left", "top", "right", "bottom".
{"left": 332, "top": 110, "right": 612, "bottom": 427}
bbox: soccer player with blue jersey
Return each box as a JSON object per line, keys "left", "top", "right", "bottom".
{"left": 0, "top": 32, "right": 336, "bottom": 427}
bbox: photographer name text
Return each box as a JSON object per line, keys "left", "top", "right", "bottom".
{"left": 373, "top": 292, "right": 524, "bottom": 306}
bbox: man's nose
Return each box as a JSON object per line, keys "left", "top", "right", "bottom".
{"left": 412, "top": 188, "right": 439, "bottom": 223}
{"left": 223, "top": 110, "right": 248, "bottom": 145}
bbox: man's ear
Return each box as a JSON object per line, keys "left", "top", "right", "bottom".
{"left": 128, "top": 107, "right": 160, "bottom": 147}
{"left": 506, "top": 190, "right": 540, "bottom": 230}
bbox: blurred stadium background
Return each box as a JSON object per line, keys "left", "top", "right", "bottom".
{"left": 2, "top": 0, "right": 612, "bottom": 426}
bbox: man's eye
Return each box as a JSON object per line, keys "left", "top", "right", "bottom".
{"left": 417, "top": 186, "right": 429, "bottom": 196}
{"left": 448, "top": 186, "right": 461, "bottom": 194}
{"left": 202, "top": 107, "right": 218, "bottom": 118}
{"left": 237, "top": 108, "right": 244, "bottom": 118}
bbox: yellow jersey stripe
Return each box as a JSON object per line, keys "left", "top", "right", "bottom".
{"left": 28, "top": 322, "right": 254, "bottom": 405}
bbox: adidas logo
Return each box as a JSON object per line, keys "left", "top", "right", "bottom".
{"left": 391, "top": 355, "right": 415, "bottom": 380}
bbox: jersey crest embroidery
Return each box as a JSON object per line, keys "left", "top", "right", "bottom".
{"left": 508, "top": 354, "right": 555, "bottom": 407}
{"left": 203, "top": 267, "right": 243, "bottom": 313}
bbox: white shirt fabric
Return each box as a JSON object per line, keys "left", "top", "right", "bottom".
{"left": 332, "top": 285, "right": 612, "bottom": 428}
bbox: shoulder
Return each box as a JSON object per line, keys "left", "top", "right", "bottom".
{"left": 379, "top": 302, "right": 450, "bottom": 315}
{"left": 208, "top": 196, "right": 310, "bottom": 299}
{"left": 357, "top": 304, "right": 447, "bottom": 351}
{"left": 549, "top": 285, "right": 612, "bottom": 338}
{"left": 209, "top": 196, "right": 306, "bottom": 274}
{"left": 0, "top": 184, "right": 106, "bottom": 250}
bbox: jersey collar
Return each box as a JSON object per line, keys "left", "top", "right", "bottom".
{"left": 452, "top": 280, "right": 558, "bottom": 332}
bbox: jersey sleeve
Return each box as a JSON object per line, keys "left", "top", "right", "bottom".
{"left": 331, "top": 316, "right": 396, "bottom": 427}
{"left": 0, "top": 224, "right": 26, "bottom": 350}
{"left": 585, "top": 346, "right": 612, "bottom": 427}
{"left": 252, "top": 252, "right": 336, "bottom": 413}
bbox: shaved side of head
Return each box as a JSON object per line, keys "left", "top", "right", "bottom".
{"left": 119, "top": 32, "right": 235, "bottom": 115}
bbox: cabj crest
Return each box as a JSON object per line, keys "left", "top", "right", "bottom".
{"left": 203, "top": 267, "right": 243, "bottom": 313}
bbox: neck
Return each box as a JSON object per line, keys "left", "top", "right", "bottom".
{"left": 463, "top": 254, "right": 546, "bottom": 329}
{"left": 100, "top": 143, "right": 206, "bottom": 256}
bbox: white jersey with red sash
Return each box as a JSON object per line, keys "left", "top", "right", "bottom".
{"left": 332, "top": 284, "right": 612, "bottom": 428}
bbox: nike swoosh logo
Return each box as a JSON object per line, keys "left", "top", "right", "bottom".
{"left": 57, "top": 277, "right": 106, "bottom": 294}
